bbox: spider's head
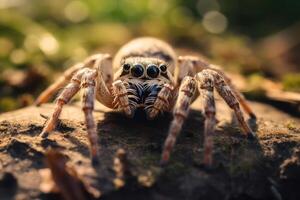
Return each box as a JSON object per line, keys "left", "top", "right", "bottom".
{"left": 119, "top": 57, "right": 170, "bottom": 80}
{"left": 114, "top": 57, "right": 174, "bottom": 119}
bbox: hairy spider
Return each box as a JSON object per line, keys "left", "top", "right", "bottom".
{"left": 36, "top": 37, "right": 256, "bottom": 166}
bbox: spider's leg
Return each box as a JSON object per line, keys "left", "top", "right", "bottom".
{"left": 80, "top": 70, "right": 99, "bottom": 164}
{"left": 35, "top": 54, "right": 112, "bottom": 106}
{"left": 231, "top": 87, "right": 256, "bottom": 119}
{"left": 176, "top": 56, "right": 256, "bottom": 119}
{"left": 197, "top": 69, "right": 255, "bottom": 138}
{"left": 40, "top": 68, "right": 101, "bottom": 164}
{"left": 209, "top": 65, "right": 256, "bottom": 119}
{"left": 40, "top": 68, "right": 88, "bottom": 137}
{"left": 35, "top": 63, "right": 84, "bottom": 106}
{"left": 147, "top": 83, "right": 174, "bottom": 119}
{"left": 160, "top": 77, "right": 197, "bottom": 166}
{"left": 112, "top": 80, "right": 134, "bottom": 117}
{"left": 196, "top": 72, "right": 216, "bottom": 166}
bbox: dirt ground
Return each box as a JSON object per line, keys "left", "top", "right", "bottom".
{"left": 0, "top": 97, "right": 299, "bottom": 200}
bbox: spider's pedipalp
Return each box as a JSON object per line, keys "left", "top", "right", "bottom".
{"left": 160, "top": 76, "right": 197, "bottom": 166}
{"left": 112, "top": 80, "right": 134, "bottom": 117}
{"left": 147, "top": 83, "right": 173, "bottom": 119}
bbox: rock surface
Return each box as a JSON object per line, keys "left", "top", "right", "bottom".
{"left": 0, "top": 98, "right": 299, "bottom": 200}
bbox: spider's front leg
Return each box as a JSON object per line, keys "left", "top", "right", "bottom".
{"left": 81, "top": 70, "right": 99, "bottom": 164}
{"left": 196, "top": 72, "right": 216, "bottom": 166}
{"left": 196, "top": 70, "right": 255, "bottom": 165}
{"left": 39, "top": 69, "right": 83, "bottom": 138}
{"left": 40, "top": 54, "right": 114, "bottom": 164}
{"left": 161, "top": 68, "right": 255, "bottom": 166}
{"left": 35, "top": 63, "right": 84, "bottom": 106}
{"left": 35, "top": 54, "right": 112, "bottom": 106}
{"left": 40, "top": 68, "right": 100, "bottom": 163}
{"left": 209, "top": 65, "right": 257, "bottom": 119}
{"left": 177, "top": 56, "right": 256, "bottom": 119}
{"left": 160, "top": 77, "right": 197, "bottom": 166}
{"left": 198, "top": 69, "right": 255, "bottom": 138}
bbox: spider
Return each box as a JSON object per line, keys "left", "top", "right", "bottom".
{"left": 36, "top": 37, "right": 256, "bottom": 166}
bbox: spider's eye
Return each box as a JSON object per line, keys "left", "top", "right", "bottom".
{"left": 147, "top": 64, "right": 159, "bottom": 78}
{"left": 131, "top": 64, "right": 144, "bottom": 77}
{"left": 159, "top": 64, "right": 167, "bottom": 73}
{"left": 123, "top": 63, "right": 131, "bottom": 71}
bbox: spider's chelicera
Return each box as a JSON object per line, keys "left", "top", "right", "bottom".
{"left": 35, "top": 37, "right": 256, "bottom": 166}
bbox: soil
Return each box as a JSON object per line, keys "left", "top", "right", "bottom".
{"left": 0, "top": 97, "right": 299, "bottom": 200}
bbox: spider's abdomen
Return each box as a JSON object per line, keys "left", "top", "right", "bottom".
{"left": 113, "top": 37, "right": 177, "bottom": 74}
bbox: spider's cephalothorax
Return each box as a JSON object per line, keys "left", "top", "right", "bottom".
{"left": 36, "top": 37, "right": 256, "bottom": 166}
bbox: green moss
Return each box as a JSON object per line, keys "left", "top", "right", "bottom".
{"left": 139, "top": 153, "right": 160, "bottom": 166}
{"left": 163, "top": 161, "right": 188, "bottom": 178}
{"left": 283, "top": 74, "right": 300, "bottom": 92}
{"left": 138, "top": 153, "right": 189, "bottom": 181}
{"left": 248, "top": 74, "right": 264, "bottom": 89}
{"left": 228, "top": 147, "right": 261, "bottom": 177}
{"left": 285, "top": 120, "right": 297, "bottom": 131}
{"left": 229, "top": 159, "right": 253, "bottom": 177}
{"left": 243, "top": 74, "right": 266, "bottom": 100}
{"left": 0, "top": 97, "right": 19, "bottom": 112}
{"left": 214, "top": 136, "right": 232, "bottom": 154}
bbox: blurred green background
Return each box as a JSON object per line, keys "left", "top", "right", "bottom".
{"left": 0, "top": 0, "right": 300, "bottom": 112}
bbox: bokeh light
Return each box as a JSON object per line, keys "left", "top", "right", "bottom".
{"left": 0, "top": 0, "right": 300, "bottom": 113}
{"left": 10, "top": 49, "right": 26, "bottom": 64}
{"left": 38, "top": 33, "right": 59, "bottom": 55}
{"left": 202, "top": 11, "right": 228, "bottom": 34}
{"left": 64, "top": 1, "right": 89, "bottom": 23}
